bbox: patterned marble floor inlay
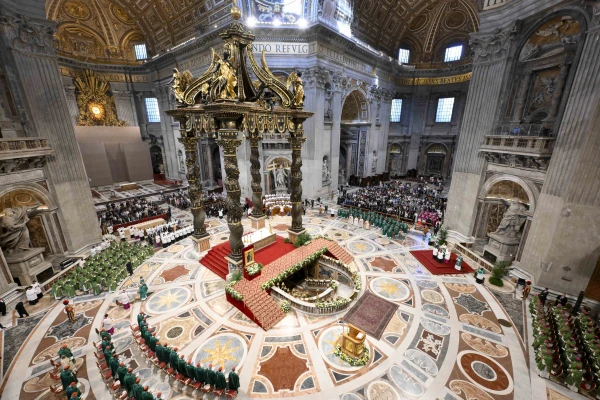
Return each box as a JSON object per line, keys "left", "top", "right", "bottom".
{"left": 1, "top": 209, "right": 534, "bottom": 400}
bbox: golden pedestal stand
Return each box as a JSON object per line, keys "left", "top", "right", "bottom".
{"left": 336, "top": 324, "right": 366, "bottom": 358}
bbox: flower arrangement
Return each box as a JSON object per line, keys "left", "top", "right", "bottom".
{"left": 315, "top": 297, "right": 350, "bottom": 308}
{"left": 294, "top": 232, "right": 312, "bottom": 248}
{"left": 334, "top": 346, "right": 370, "bottom": 366}
{"left": 246, "top": 263, "right": 263, "bottom": 276}
{"left": 352, "top": 271, "right": 362, "bottom": 291}
{"left": 329, "top": 280, "right": 338, "bottom": 290}
{"left": 261, "top": 247, "right": 329, "bottom": 290}
{"left": 225, "top": 281, "right": 243, "bottom": 301}
{"left": 280, "top": 300, "right": 291, "bottom": 313}
{"left": 312, "top": 235, "right": 333, "bottom": 241}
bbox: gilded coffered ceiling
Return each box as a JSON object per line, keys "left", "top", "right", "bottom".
{"left": 353, "top": 0, "right": 480, "bottom": 63}
{"left": 46, "top": 0, "right": 479, "bottom": 65}
{"left": 46, "top": 0, "right": 232, "bottom": 64}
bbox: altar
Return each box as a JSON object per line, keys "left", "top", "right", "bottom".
{"left": 242, "top": 226, "right": 276, "bottom": 251}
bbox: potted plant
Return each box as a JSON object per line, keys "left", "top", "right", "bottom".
{"left": 489, "top": 260, "right": 511, "bottom": 287}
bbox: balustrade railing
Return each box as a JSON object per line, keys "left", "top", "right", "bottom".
{"left": 271, "top": 287, "right": 353, "bottom": 315}
{"left": 481, "top": 135, "right": 556, "bottom": 154}
{"left": 0, "top": 138, "right": 51, "bottom": 153}
{"left": 449, "top": 242, "right": 494, "bottom": 273}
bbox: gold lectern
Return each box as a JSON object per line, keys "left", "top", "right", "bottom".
{"left": 336, "top": 324, "right": 366, "bottom": 357}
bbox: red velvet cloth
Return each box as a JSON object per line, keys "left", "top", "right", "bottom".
{"left": 409, "top": 250, "right": 474, "bottom": 275}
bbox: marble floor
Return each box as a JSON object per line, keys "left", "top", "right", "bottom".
{"left": 0, "top": 204, "right": 587, "bottom": 400}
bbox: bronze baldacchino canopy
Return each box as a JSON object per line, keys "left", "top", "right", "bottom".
{"left": 166, "top": 0, "right": 313, "bottom": 276}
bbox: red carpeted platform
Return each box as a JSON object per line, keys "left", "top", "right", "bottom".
{"left": 409, "top": 250, "right": 474, "bottom": 275}
{"left": 200, "top": 235, "right": 296, "bottom": 280}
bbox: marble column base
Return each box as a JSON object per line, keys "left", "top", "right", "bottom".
{"left": 287, "top": 229, "right": 306, "bottom": 245}
{"left": 226, "top": 257, "right": 243, "bottom": 282}
{"left": 192, "top": 234, "right": 211, "bottom": 252}
{"left": 249, "top": 215, "right": 266, "bottom": 230}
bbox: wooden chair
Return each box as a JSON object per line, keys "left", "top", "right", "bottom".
{"left": 225, "top": 389, "right": 238, "bottom": 399}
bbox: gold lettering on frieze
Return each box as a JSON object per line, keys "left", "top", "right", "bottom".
{"left": 59, "top": 66, "right": 149, "bottom": 82}
{"left": 395, "top": 72, "right": 472, "bottom": 86}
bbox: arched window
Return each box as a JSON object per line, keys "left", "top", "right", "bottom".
{"left": 444, "top": 45, "right": 463, "bottom": 62}
{"left": 398, "top": 48, "right": 410, "bottom": 64}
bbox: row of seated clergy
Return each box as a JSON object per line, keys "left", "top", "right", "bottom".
{"left": 137, "top": 312, "right": 240, "bottom": 392}
{"left": 95, "top": 325, "right": 161, "bottom": 400}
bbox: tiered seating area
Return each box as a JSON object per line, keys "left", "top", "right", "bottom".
{"left": 530, "top": 295, "right": 600, "bottom": 395}
{"left": 228, "top": 238, "right": 354, "bottom": 330}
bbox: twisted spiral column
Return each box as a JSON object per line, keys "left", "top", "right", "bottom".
{"left": 178, "top": 134, "right": 208, "bottom": 238}
{"left": 248, "top": 135, "right": 264, "bottom": 218}
{"left": 216, "top": 119, "right": 244, "bottom": 260}
{"left": 288, "top": 120, "right": 307, "bottom": 233}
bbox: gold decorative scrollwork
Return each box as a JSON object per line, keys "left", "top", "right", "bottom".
{"left": 74, "top": 70, "right": 125, "bottom": 126}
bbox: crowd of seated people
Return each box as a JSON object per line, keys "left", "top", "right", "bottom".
{"left": 98, "top": 198, "right": 163, "bottom": 235}
{"left": 339, "top": 180, "right": 446, "bottom": 227}
{"left": 128, "top": 312, "right": 241, "bottom": 399}
{"left": 163, "top": 190, "right": 227, "bottom": 218}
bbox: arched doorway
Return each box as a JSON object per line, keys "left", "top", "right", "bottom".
{"left": 424, "top": 144, "right": 447, "bottom": 176}
{"left": 150, "top": 145, "right": 164, "bottom": 175}
{"left": 341, "top": 90, "right": 369, "bottom": 179}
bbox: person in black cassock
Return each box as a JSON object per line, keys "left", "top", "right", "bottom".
{"left": 126, "top": 260, "right": 133, "bottom": 276}
{"left": 15, "top": 301, "right": 29, "bottom": 318}
{"left": 0, "top": 298, "right": 6, "bottom": 316}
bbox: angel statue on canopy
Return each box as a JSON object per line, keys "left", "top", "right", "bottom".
{"left": 210, "top": 46, "right": 237, "bottom": 100}
{"left": 170, "top": 68, "right": 194, "bottom": 103}
{"left": 286, "top": 71, "right": 305, "bottom": 107}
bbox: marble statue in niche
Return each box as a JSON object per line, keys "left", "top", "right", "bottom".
{"left": 324, "top": 83, "right": 333, "bottom": 120}
{"left": 0, "top": 205, "right": 41, "bottom": 253}
{"left": 322, "top": 0, "right": 338, "bottom": 21}
{"left": 274, "top": 166, "right": 288, "bottom": 189}
{"left": 493, "top": 199, "right": 527, "bottom": 239}
{"left": 322, "top": 157, "right": 331, "bottom": 181}
{"left": 178, "top": 150, "right": 185, "bottom": 174}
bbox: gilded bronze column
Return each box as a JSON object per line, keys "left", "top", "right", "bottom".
{"left": 248, "top": 133, "right": 265, "bottom": 221}
{"left": 176, "top": 115, "right": 211, "bottom": 251}
{"left": 216, "top": 117, "right": 244, "bottom": 260}
{"left": 287, "top": 118, "right": 307, "bottom": 238}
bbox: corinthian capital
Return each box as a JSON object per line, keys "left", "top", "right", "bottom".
{"left": 469, "top": 26, "right": 515, "bottom": 64}
{"left": 303, "top": 66, "right": 330, "bottom": 88}
{"left": 0, "top": 11, "right": 55, "bottom": 56}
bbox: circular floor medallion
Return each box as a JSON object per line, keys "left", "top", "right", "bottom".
{"left": 421, "top": 289, "right": 444, "bottom": 304}
{"left": 457, "top": 351, "right": 513, "bottom": 395}
{"left": 347, "top": 240, "right": 376, "bottom": 254}
{"left": 167, "top": 326, "right": 184, "bottom": 339}
{"left": 193, "top": 333, "right": 247, "bottom": 372}
{"left": 472, "top": 361, "right": 497, "bottom": 381}
{"left": 370, "top": 277, "right": 410, "bottom": 302}
{"left": 367, "top": 380, "right": 400, "bottom": 400}
{"left": 146, "top": 287, "right": 192, "bottom": 314}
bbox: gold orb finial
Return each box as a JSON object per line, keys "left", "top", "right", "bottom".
{"left": 231, "top": 0, "right": 242, "bottom": 21}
